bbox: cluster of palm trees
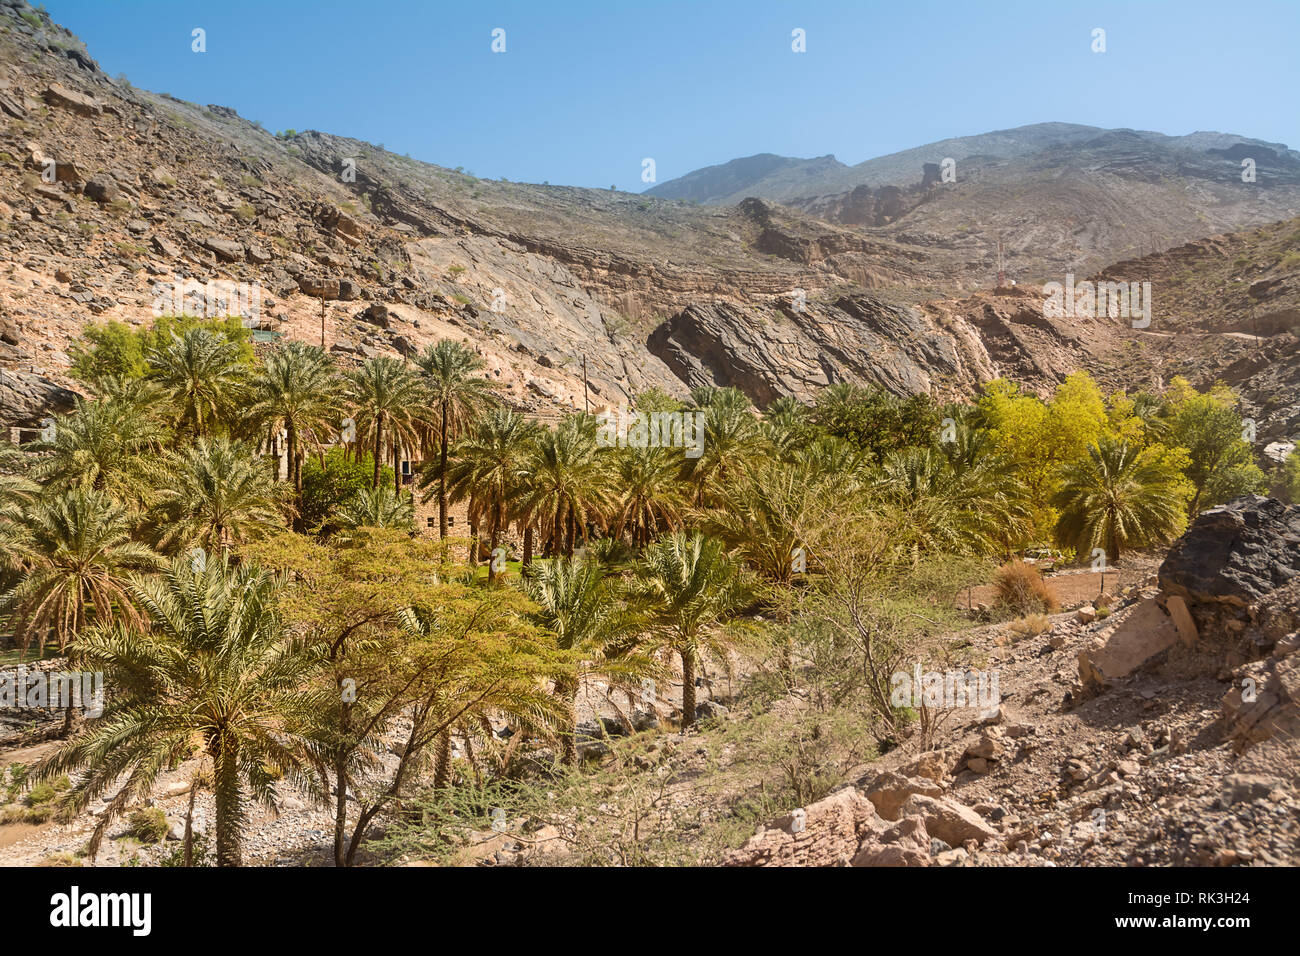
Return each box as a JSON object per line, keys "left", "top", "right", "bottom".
{"left": 0, "top": 323, "right": 1208, "bottom": 866}
{"left": 0, "top": 323, "right": 1199, "bottom": 657}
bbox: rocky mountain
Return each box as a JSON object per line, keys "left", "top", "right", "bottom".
{"left": 651, "top": 123, "right": 1300, "bottom": 283}
{"left": 0, "top": 0, "right": 1297, "bottom": 448}
{"left": 641, "top": 152, "right": 848, "bottom": 206}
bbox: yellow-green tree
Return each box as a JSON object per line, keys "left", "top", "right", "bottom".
{"left": 1164, "top": 377, "right": 1267, "bottom": 515}
{"left": 978, "top": 372, "right": 1108, "bottom": 537}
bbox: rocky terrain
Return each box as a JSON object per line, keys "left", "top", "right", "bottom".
{"left": 722, "top": 496, "right": 1300, "bottom": 867}
{"left": 2, "top": 0, "right": 1298, "bottom": 437}
{"left": 650, "top": 123, "right": 1300, "bottom": 284}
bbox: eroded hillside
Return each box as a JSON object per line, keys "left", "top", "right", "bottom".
{"left": 0, "top": 0, "right": 1297, "bottom": 442}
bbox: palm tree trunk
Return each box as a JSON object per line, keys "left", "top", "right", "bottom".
{"left": 438, "top": 404, "right": 450, "bottom": 538}
{"left": 213, "top": 740, "right": 242, "bottom": 867}
{"left": 522, "top": 525, "right": 534, "bottom": 568}
{"left": 183, "top": 776, "right": 201, "bottom": 866}
{"left": 487, "top": 522, "right": 500, "bottom": 584}
{"left": 565, "top": 503, "right": 576, "bottom": 557}
{"left": 372, "top": 415, "right": 384, "bottom": 489}
{"left": 287, "top": 421, "right": 298, "bottom": 492}
{"left": 559, "top": 679, "right": 578, "bottom": 765}
{"left": 394, "top": 441, "right": 402, "bottom": 495}
{"left": 433, "top": 730, "right": 452, "bottom": 789}
{"left": 550, "top": 499, "right": 564, "bottom": 557}
{"left": 680, "top": 648, "right": 697, "bottom": 731}
{"left": 333, "top": 697, "right": 351, "bottom": 867}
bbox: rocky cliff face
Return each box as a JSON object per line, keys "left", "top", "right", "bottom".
{"left": 0, "top": 0, "right": 1297, "bottom": 430}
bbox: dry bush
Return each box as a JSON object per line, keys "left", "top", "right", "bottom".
{"left": 1005, "top": 613, "right": 1052, "bottom": 642}
{"left": 995, "top": 561, "right": 1059, "bottom": 615}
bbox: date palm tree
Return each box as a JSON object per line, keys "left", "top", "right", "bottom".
{"left": 417, "top": 340, "right": 496, "bottom": 538}
{"left": 628, "top": 532, "right": 754, "bottom": 730}
{"left": 247, "top": 341, "right": 345, "bottom": 506}
{"left": 0, "top": 488, "right": 160, "bottom": 655}
{"left": 683, "top": 386, "right": 761, "bottom": 505}
{"left": 520, "top": 415, "right": 611, "bottom": 557}
{"left": 34, "top": 555, "right": 327, "bottom": 866}
{"left": 348, "top": 357, "right": 427, "bottom": 491}
{"left": 150, "top": 438, "right": 287, "bottom": 557}
{"left": 524, "top": 556, "right": 651, "bottom": 762}
{"left": 875, "top": 445, "right": 1032, "bottom": 560}
{"left": 1054, "top": 436, "right": 1189, "bottom": 565}
{"left": 27, "top": 398, "right": 167, "bottom": 507}
{"left": 0, "top": 448, "right": 35, "bottom": 570}
{"left": 697, "top": 456, "right": 819, "bottom": 585}
{"left": 335, "top": 484, "right": 416, "bottom": 535}
{"left": 146, "top": 327, "right": 248, "bottom": 439}
{"left": 608, "top": 444, "right": 688, "bottom": 549}
{"left": 444, "top": 408, "right": 540, "bottom": 582}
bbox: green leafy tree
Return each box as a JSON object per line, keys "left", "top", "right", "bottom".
{"left": 34, "top": 556, "right": 326, "bottom": 865}
{"left": 417, "top": 340, "right": 496, "bottom": 537}
{"left": 979, "top": 372, "right": 1109, "bottom": 535}
{"left": 1282, "top": 449, "right": 1300, "bottom": 504}
{"left": 1053, "top": 437, "right": 1191, "bottom": 565}
{"left": 1, "top": 489, "right": 160, "bottom": 655}
{"left": 150, "top": 438, "right": 286, "bottom": 556}
{"left": 71, "top": 316, "right": 254, "bottom": 388}
{"left": 629, "top": 532, "right": 754, "bottom": 730}
{"left": 299, "top": 448, "right": 394, "bottom": 535}
{"left": 810, "top": 384, "right": 939, "bottom": 463}
{"left": 1165, "top": 378, "right": 1267, "bottom": 514}
{"left": 68, "top": 320, "right": 147, "bottom": 384}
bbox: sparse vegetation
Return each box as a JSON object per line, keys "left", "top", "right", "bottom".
{"left": 994, "top": 561, "right": 1059, "bottom": 615}
{"left": 128, "top": 808, "right": 169, "bottom": 843}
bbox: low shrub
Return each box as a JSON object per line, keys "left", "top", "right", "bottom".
{"left": 128, "top": 808, "right": 170, "bottom": 844}
{"left": 994, "top": 561, "right": 1059, "bottom": 615}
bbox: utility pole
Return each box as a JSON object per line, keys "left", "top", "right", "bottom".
{"left": 996, "top": 237, "right": 1005, "bottom": 289}
{"left": 582, "top": 354, "right": 589, "bottom": 414}
{"left": 319, "top": 294, "right": 326, "bottom": 349}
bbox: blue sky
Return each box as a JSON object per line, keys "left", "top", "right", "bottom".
{"left": 42, "top": 0, "right": 1300, "bottom": 191}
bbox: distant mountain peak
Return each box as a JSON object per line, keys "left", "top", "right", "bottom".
{"left": 645, "top": 153, "right": 848, "bottom": 204}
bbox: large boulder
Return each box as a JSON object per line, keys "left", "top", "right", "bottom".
{"left": 201, "top": 236, "right": 244, "bottom": 262}
{"left": 1078, "top": 597, "right": 1179, "bottom": 690}
{"left": 861, "top": 771, "right": 945, "bottom": 820}
{"left": 0, "top": 369, "right": 78, "bottom": 428}
{"left": 83, "top": 176, "right": 120, "bottom": 204}
{"left": 42, "top": 82, "right": 101, "bottom": 117}
{"left": 721, "top": 788, "right": 881, "bottom": 867}
{"left": 1159, "top": 496, "right": 1300, "bottom": 607}
{"left": 852, "top": 816, "right": 932, "bottom": 867}
{"left": 298, "top": 276, "right": 341, "bottom": 300}
{"left": 895, "top": 794, "right": 998, "bottom": 847}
